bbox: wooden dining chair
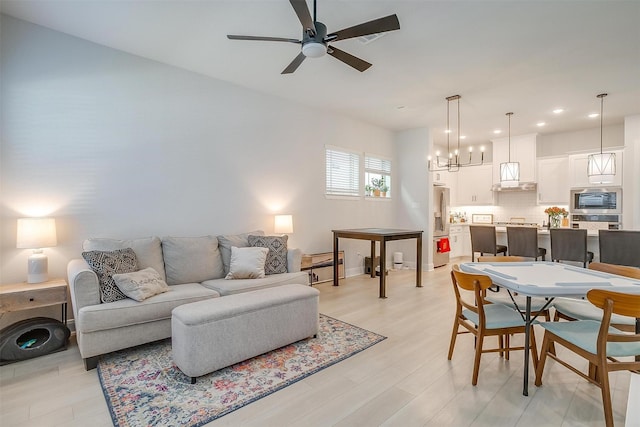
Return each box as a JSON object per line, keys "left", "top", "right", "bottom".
{"left": 535, "top": 289, "right": 640, "bottom": 427}
{"left": 506, "top": 226, "right": 546, "bottom": 260}
{"left": 553, "top": 262, "right": 640, "bottom": 331}
{"left": 448, "top": 264, "right": 538, "bottom": 386}
{"left": 478, "top": 256, "right": 551, "bottom": 321}
{"left": 550, "top": 228, "right": 594, "bottom": 268}
{"left": 469, "top": 225, "right": 507, "bottom": 262}
{"left": 599, "top": 230, "right": 640, "bottom": 268}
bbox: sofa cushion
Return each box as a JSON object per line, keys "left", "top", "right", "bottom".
{"left": 112, "top": 267, "right": 169, "bottom": 302}
{"left": 161, "top": 236, "right": 224, "bottom": 285}
{"left": 249, "top": 235, "right": 288, "bottom": 275}
{"left": 217, "top": 230, "right": 264, "bottom": 275}
{"left": 83, "top": 236, "right": 166, "bottom": 282}
{"left": 202, "top": 271, "right": 309, "bottom": 296}
{"left": 82, "top": 248, "right": 138, "bottom": 303}
{"left": 76, "top": 283, "right": 220, "bottom": 333}
{"left": 225, "top": 246, "right": 269, "bottom": 279}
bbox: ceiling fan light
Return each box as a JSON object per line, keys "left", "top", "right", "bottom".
{"left": 302, "top": 42, "right": 326, "bottom": 58}
{"left": 587, "top": 152, "right": 616, "bottom": 184}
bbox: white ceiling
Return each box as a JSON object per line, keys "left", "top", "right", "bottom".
{"left": 2, "top": 0, "right": 640, "bottom": 147}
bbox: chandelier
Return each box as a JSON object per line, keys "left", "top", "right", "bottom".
{"left": 500, "top": 112, "right": 520, "bottom": 187}
{"left": 428, "top": 95, "right": 484, "bottom": 172}
{"left": 587, "top": 93, "right": 615, "bottom": 184}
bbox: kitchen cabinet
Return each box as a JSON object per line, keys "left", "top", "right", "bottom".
{"left": 492, "top": 133, "right": 537, "bottom": 184}
{"left": 456, "top": 164, "right": 494, "bottom": 205}
{"left": 449, "top": 225, "right": 471, "bottom": 259}
{"left": 568, "top": 150, "right": 623, "bottom": 188}
{"left": 537, "top": 156, "right": 569, "bottom": 204}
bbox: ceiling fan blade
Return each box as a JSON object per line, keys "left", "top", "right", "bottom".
{"left": 282, "top": 52, "right": 307, "bottom": 74}
{"left": 289, "top": 0, "right": 316, "bottom": 34}
{"left": 327, "top": 46, "right": 372, "bottom": 72}
{"left": 325, "top": 14, "right": 400, "bottom": 42}
{"left": 227, "top": 35, "right": 301, "bottom": 43}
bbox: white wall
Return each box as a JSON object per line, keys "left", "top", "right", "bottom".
{"left": 537, "top": 124, "right": 624, "bottom": 157}
{"left": 623, "top": 115, "right": 640, "bottom": 229}
{"left": 0, "top": 15, "right": 397, "bottom": 293}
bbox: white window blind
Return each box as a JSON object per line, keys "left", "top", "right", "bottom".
{"left": 326, "top": 147, "right": 360, "bottom": 196}
{"left": 365, "top": 156, "right": 392, "bottom": 174}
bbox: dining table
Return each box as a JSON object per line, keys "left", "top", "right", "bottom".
{"left": 460, "top": 261, "right": 640, "bottom": 396}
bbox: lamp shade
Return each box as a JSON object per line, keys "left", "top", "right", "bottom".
{"left": 17, "top": 218, "right": 57, "bottom": 249}
{"left": 587, "top": 152, "right": 616, "bottom": 184}
{"left": 274, "top": 215, "right": 293, "bottom": 234}
{"left": 500, "top": 161, "right": 520, "bottom": 188}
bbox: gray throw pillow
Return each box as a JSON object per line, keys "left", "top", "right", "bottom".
{"left": 112, "top": 267, "right": 169, "bottom": 302}
{"left": 248, "top": 235, "right": 288, "bottom": 275}
{"left": 161, "top": 236, "right": 224, "bottom": 285}
{"left": 82, "top": 248, "right": 138, "bottom": 303}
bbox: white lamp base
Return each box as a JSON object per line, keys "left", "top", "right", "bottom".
{"left": 27, "top": 252, "right": 48, "bottom": 284}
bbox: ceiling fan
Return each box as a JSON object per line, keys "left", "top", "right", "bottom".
{"left": 227, "top": 0, "right": 400, "bottom": 74}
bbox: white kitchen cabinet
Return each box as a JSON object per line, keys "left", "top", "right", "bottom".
{"left": 568, "top": 150, "right": 623, "bottom": 188}
{"left": 492, "top": 133, "right": 537, "bottom": 184}
{"left": 456, "top": 164, "right": 494, "bottom": 205}
{"left": 449, "top": 225, "right": 471, "bottom": 259}
{"left": 537, "top": 156, "right": 569, "bottom": 204}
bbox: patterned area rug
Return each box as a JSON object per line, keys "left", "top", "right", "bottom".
{"left": 97, "top": 314, "right": 386, "bottom": 427}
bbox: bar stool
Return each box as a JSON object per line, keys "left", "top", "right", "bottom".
{"left": 506, "top": 226, "right": 546, "bottom": 260}
{"left": 550, "top": 228, "right": 594, "bottom": 268}
{"left": 469, "top": 225, "right": 507, "bottom": 262}
{"left": 598, "top": 230, "right": 640, "bottom": 268}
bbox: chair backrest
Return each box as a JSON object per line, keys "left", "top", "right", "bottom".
{"left": 450, "top": 264, "right": 493, "bottom": 324}
{"left": 598, "top": 230, "right": 640, "bottom": 268}
{"left": 469, "top": 226, "right": 498, "bottom": 255}
{"left": 477, "top": 255, "right": 525, "bottom": 263}
{"left": 506, "top": 226, "right": 539, "bottom": 258}
{"left": 588, "top": 262, "right": 640, "bottom": 279}
{"left": 550, "top": 228, "right": 588, "bottom": 264}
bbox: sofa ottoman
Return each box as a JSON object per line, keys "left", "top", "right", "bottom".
{"left": 171, "top": 284, "right": 319, "bottom": 383}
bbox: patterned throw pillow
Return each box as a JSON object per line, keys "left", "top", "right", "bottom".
{"left": 248, "top": 235, "right": 288, "bottom": 275}
{"left": 112, "top": 267, "right": 169, "bottom": 302}
{"left": 82, "top": 248, "right": 139, "bottom": 303}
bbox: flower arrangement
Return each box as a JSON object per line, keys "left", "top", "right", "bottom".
{"left": 544, "top": 206, "right": 568, "bottom": 228}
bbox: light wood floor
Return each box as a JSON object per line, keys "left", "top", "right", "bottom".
{"left": 0, "top": 263, "right": 633, "bottom": 426}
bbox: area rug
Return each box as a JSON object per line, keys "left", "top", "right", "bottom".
{"left": 97, "top": 314, "right": 386, "bottom": 427}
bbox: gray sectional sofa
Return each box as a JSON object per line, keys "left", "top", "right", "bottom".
{"left": 66, "top": 231, "right": 308, "bottom": 369}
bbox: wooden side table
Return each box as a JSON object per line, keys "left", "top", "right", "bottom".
{"left": 0, "top": 279, "right": 68, "bottom": 325}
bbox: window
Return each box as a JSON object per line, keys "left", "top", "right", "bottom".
{"left": 325, "top": 146, "right": 360, "bottom": 197}
{"left": 365, "top": 154, "right": 392, "bottom": 198}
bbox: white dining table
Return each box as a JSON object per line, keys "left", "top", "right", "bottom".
{"left": 460, "top": 261, "right": 640, "bottom": 396}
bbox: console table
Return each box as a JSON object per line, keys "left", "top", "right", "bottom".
{"left": 332, "top": 228, "right": 423, "bottom": 298}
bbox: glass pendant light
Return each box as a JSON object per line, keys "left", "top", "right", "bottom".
{"left": 500, "top": 112, "right": 520, "bottom": 188}
{"left": 587, "top": 93, "right": 615, "bottom": 184}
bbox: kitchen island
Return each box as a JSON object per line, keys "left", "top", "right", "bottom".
{"left": 494, "top": 226, "right": 601, "bottom": 261}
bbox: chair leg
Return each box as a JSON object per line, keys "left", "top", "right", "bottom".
{"left": 498, "top": 335, "right": 504, "bottom": 358}
{"left": 505, "top": 334, "right": 510, "bottom": 360}
{"left": 529, "top": 327, "right": 539, "bottom": 371}
{"left": 534, "top": 332, "right": 551, "bottom": 387}
{"left": 447, "top": 319, "right": 459, "bottom": 360}
{"left": 598, "top": 362, "right": 614, "bottom": 427}
{"left": 472, "top": 334, "right": 484, "bottom": 386}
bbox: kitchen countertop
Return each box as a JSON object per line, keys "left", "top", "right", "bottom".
{"left": 495, "top": 226, "right": 599, "bottom": 237}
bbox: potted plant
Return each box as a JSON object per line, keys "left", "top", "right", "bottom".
{"left": 365, "top": 185, "right": 372, "bottom": 197}
{"left": 370, "top": 178, "right": 383, "bottom": 197}
{"left": 381, "top": 185, "right": 389, "bottom": 197}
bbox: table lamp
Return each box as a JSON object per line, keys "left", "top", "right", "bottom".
{"left": 17, "top": 217, "right": 57, "bottom": 283}
{"left": 274, "top": 214, "right": 293, "bottom": 235}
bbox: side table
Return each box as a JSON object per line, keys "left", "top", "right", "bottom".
{"left": 0, "top": 278, "right": 68, "bottom": 325}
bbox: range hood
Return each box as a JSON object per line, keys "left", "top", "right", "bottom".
{"left": 491, "top": 182, "right": 537, "bottom": 192}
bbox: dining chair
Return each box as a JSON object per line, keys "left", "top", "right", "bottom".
{"left": 448, "top": 264, "right": 538, "bottom": 386}
{"left": 506, "top": 226, "right": 546, "bottom": 260}
{"left": 553, "top": 262, "right": 640, "bottom": 331}
{"left": 535, "top": 289, "right": 640, "bottom": 427}
{"left": 469, "top": 225, "right": 507, "bottom": 262}
{"left": 478, "top": 256, "right": 551, "bottom": 321}
{"left": 550, "top": 228, "right": 594, "bottom": 268}
{"left": 599, "top": 230, "right": 640, "bottom": 268}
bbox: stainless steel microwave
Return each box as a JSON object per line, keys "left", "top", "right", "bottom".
{"left": 570, "top": 187, "right": 622, "bottom": 214}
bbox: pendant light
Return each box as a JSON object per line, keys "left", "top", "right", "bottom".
{"left": 427, "top": 95, "right": 485, "bottom": 172}
{"left": 587, "top": 93, "right": 615, "bottom": 184}
{"left": 500, "top": 112, "right": 520, "bottom": 188}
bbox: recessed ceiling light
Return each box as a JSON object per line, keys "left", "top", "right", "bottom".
{"left": 588, "top": 113, "right": 599, "bottom": 118}
{"left": 445, "top": 129, "right": 452, "bottom": 134}
{"left": 493, "top": 130, "right": 502, "bottom": 134}
{"left": 537, "top": 122, "right": 546, "bottom": 127}
{"left": 396, "top": 106, "right": 405, "bottom": 110}
{"left": 460, "top": 135, "right": 467, "bottom": 139}
{"left": 553, "top": 108, "right": 564, "bottom": 114}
